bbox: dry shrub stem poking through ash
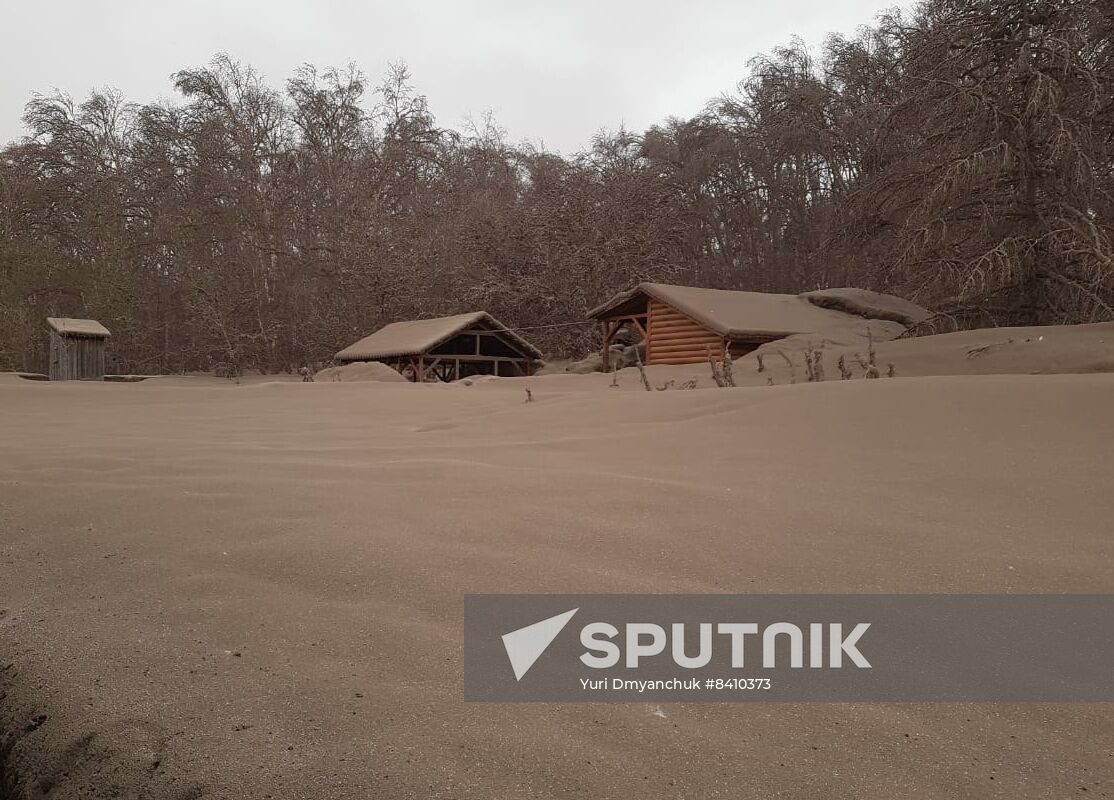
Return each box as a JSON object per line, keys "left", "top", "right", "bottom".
{"left": 720, "top": 351, "right": 736, "bottom": 387}
{"left": 855, "top": 327, "right": 882, "bottom": 379}
{"left": 804, "top": 343, "right": 825, "bottom": 383}
{"left": 706, "top": 347, "right": 726, "bottom": 388}
{"left": 777, "top": 350, "right": 798, "bottom": 384}
{"left": 656, "top": 378, "right": 698, "bottom": 391}
{"left": 633, "top": 345, "right": 652, "bottom": 392}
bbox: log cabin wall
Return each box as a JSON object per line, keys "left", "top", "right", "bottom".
{"left": 645, "top": 299, "right": 725, "bottom": 365}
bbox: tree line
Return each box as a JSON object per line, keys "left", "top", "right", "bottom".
{"left": 1, "top": 0, "right": 1110, "bottom": 374}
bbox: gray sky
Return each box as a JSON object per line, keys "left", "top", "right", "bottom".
{"left": 2, "top": 0, "right": 905, "bottom": 153}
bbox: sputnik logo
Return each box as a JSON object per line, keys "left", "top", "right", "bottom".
{"left": 501, "top": 608, "right": 579, "bottom": 681}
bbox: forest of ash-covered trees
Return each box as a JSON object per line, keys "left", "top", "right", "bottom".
{"left": 0, "top": 0, "right": 1111, "bottom": 374}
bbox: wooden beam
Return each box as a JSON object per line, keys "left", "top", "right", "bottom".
{"left": 651, "top": 334, "right": 724, "bottom": 347}
{"left": 422, "top": 354, "right": 533, "bottom": 363}
{"left": 650, "top": 319, "right": 715, "bottom": 331}
{"left": 647, "top": 356, "right": 714, "bottom": 365}
{"left": 651, "top": 345, "right": 726, "bottom": 356}
{"left": 454, "top": 327, "right": 537, "bottom": 361}
{"left": 595, "top": 313, "right": 647, "bottom": 323}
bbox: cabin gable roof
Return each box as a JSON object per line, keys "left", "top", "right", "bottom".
{"left": 588, "top": 283, "right": 929, "bottom": 340}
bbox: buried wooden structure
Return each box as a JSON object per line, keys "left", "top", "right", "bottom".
{"left": 46, "top": 317, "right": 111, "bottom": 381}
{"left": 587, "top": 283, "right": 904, "bottom": 370}
{"left": 335, "top": 312, "right": 542, "bottom": 382}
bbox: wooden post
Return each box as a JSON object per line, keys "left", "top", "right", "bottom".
{"left": 454, "top": 359, "right": 460, "bottom": 381}
{"left": 600, "top": 321, "right": 612, "bottom": 372}
{"left": 492, "top": 360, "right": 499, "bottom": 377}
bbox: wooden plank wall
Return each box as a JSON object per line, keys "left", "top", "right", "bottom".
{"left": 49, "top": 333, "right": 106, "bottom": 380}
{"left": 645, "top": 299, "right": 725, "bottom": 365}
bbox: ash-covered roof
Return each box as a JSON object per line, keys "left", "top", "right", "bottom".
{"left": 588, "top": 283, "right": 929, "bottom": 339}
{"left": 335, "top": 312, "right": 542, "bottom": 362}
{"left": 46, "top": 317, "right": 111, "bottom": 338}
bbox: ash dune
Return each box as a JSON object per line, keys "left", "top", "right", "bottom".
{"left": 1, "top": 335, "right": 1113, "bottom": 798}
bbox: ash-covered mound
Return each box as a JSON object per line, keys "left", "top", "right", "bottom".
{"left": 800, "top": 288, "right": 932, "bottom": 327}
{"left": 314, "top": 362, "right": 408, "bottom": 383}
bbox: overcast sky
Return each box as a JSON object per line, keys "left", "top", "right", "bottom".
{"left": 2, "top": 0, "right": 905, "bottom": 153}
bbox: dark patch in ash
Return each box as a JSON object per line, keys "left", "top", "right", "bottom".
{"left": 0, "top": 667, "right": 206, "bottom": 799}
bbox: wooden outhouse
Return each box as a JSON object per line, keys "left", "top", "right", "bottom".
{"left": 46, "top": 317, "right": 111, "bottom": 380}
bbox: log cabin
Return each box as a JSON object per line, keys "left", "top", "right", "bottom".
{"left": 335, "top": 312, "right": 542, "bottom": 382}
{"left": 587, "top": 283, "right": 926, "bottom": 369}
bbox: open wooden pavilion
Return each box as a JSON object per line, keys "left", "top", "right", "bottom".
{"left": 335, "top": 312, "right": 542, "bottom": 382}
{"left": 587, "top": 283, "right": 925, "bottom": 369}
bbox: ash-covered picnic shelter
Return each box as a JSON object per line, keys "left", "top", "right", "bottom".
{"left": 335, "top": 312, "right": 542, "bottom": 382}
